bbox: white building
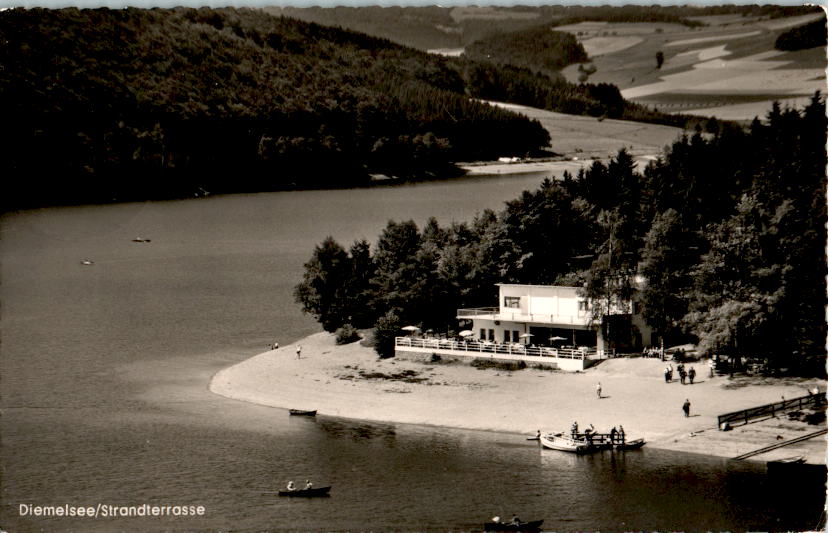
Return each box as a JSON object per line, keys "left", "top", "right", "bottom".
{"left": 457, "top": 283, "right": 654, "bottom": 352}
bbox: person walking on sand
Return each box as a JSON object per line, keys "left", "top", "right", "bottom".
{"left": 682, "top": 399, "right": 691, "bottom": 417}
{"left": 296, "top": 345, "right": 302, "bottom": 359}
{"left": 688, "top": 366, "right": 696, "bottom": 384}
{"left": 596, "top": 382, "right": 602, "bottom": 399}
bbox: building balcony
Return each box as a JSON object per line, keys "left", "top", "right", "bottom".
{"left": 456, "top": 307, "right": 591, "bottom": 327}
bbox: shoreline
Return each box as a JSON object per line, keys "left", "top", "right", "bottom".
{"left": 210, "top": 332, "right": 825, "bottom": 465}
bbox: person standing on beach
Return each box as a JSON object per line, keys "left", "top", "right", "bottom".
{"left": 688, "top": 366, "right": 696, "bottom": 384}
{"left": 271, "top": 341, "right": 279, "bottom": 350}
{"left": 682, "top": 399, "right": 691, "bottom": 417}
{"left": 596, "top": 382, "right": 602, "bottom": 399}
{"left": 296, "top": 345, "right": 302, "bottom": 359}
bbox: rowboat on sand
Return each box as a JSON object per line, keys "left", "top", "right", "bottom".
{"left": 288, "top": 409, "right": 317, "bottom": 416}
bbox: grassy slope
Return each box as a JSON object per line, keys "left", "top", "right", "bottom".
{"left": 559, "top": 13, "right": 825, "bottom": 120}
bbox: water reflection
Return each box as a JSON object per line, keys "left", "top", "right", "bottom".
{"left": 318, "top": 419, "right": 398, "bottom": 444}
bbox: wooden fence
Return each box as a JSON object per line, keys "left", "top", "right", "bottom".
{"left": 717, "top": 392, "right": 825, "bottom": 429}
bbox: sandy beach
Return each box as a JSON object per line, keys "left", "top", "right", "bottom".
{"left": 210, "top": 332, "right": 825, "bottom": 464}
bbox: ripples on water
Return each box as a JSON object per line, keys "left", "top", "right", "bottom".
{"left": 1, "top": 188, "right": 825, "bottom": 532}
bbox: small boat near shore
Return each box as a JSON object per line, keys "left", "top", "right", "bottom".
{"left": 277, "top": 486, "right": 331, "bottom": 497}
{"left": 614, "top": 438, "right": 646, "bottom": 451}
{"left": 539, "top": 433, "right": 595, "bottom": 454}
{"left": 289, "top": 409, "right": 317, "bottom": 416}
{"left": 484, "top": 518, "right": 544, "bottom": 532}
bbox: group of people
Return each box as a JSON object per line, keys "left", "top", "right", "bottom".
{"left": 570, "top": 421, "right": 626, "bottom": 445}
{"left": 643, "top": 346, "right": 663, "bottom": 358}
{"left": 270, "top": 340, "right": 304, "bottom": 359}
{"left": 491, "top": 514, "right": 524, "bottom": 526}
{"left": 285, "top": 479, "right": 314, "bottom": 491}
{"left": 664, "top": 364, "right": 696, "bottom": 384}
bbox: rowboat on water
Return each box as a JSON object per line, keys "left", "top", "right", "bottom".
{"left": 539, "top": 433, "right": 595, "bottom": 454}
{"left": 277, "top": 486, "right": 331, "bottom": 497}
{"left": 614, "top": 438, "right": 646, "bottom": 451}
{"left": 289, "top": 409, "right": 317, "bottom": 416}
{"left": 483, "top": 519, "right": 544, "bottom": 532}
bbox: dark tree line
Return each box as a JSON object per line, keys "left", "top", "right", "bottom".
{"left": 297, "top": 95, "right": 826, "bottom": 373}
{"left": 775, "top": 18, "right": 827, "bottom": 51}
{"left": 2, "top": 7, "right": 553, "bottom": 209}
{"left": 464, "top": 26, "right": 588, "bottom": 75}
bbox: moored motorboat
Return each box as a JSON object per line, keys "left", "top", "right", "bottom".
{"left": 277, "top": 486, "right": 331, "bottom": 497}
{"left": 289, "top": 409, "right": 317, "bottom": 416}
{"left": 484, "top": 519, "right": 544, "bottom": 532}
{"left": 614, "top": 438, "right": 646, "bottom": 450}
{"left": 539, "top": 432, "right": 595, "bottom": 454}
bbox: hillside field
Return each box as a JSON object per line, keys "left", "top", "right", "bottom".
{"left": 559, "top": 12, "right": 825, "bottom": 121}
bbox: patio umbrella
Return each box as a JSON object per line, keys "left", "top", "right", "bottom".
{"left": 550, "top": 336, "right": 566, "bottom": 342}
{"left": 401, "top": 325, "right": 420, "bottom": 332}
{"left": 458, "top": 330, "right": 474, "bottom": 337}
{"left": 519, "top": 333, "right": 534, "bottom": 338}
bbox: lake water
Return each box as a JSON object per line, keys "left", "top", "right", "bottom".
{"left": 1, "top": 173, "right": 824, "bottom": 532}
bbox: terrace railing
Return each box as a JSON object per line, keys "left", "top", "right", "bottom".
{"left": 394, "top": 337, "right": 614, "bottom": 360}
{"left": 717, "top": 393, "right": 825, "bottom": 429}
{"left": 456, "top": 307, "right": 499, "bottom": 317}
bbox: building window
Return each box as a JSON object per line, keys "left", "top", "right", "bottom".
{"left": 504, "top": 296, "right": 521, "bottom": 309}
{"left": 514, "top": 330, "right": 520, "bottom": 342}
{"left": 504, "top": 330, "right": 511, "bottom": 343}
{"left": 579, "top": 300, "right": 589, "bottom": 312}
{"left": 488, "top": 329, "right": 494, "bottom": 341}
{"left": 480, "top": 328, "right": 485, "bottom": 340}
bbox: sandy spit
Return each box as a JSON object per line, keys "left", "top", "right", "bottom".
{"left": 210, "top": 332, "right": 825, "bottom": 464}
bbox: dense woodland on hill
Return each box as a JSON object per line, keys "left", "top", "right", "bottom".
{"left": 0, "top": 8, "right": 540, "bottom": 208}
{"left": 464, "top": 26, "right": 588, "bottom": 76}
{"left": 296, "top": 95, "right": 826, "bottom": 374}
{"left": 2, "top": 7, "right": 701, "bottom": 209}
